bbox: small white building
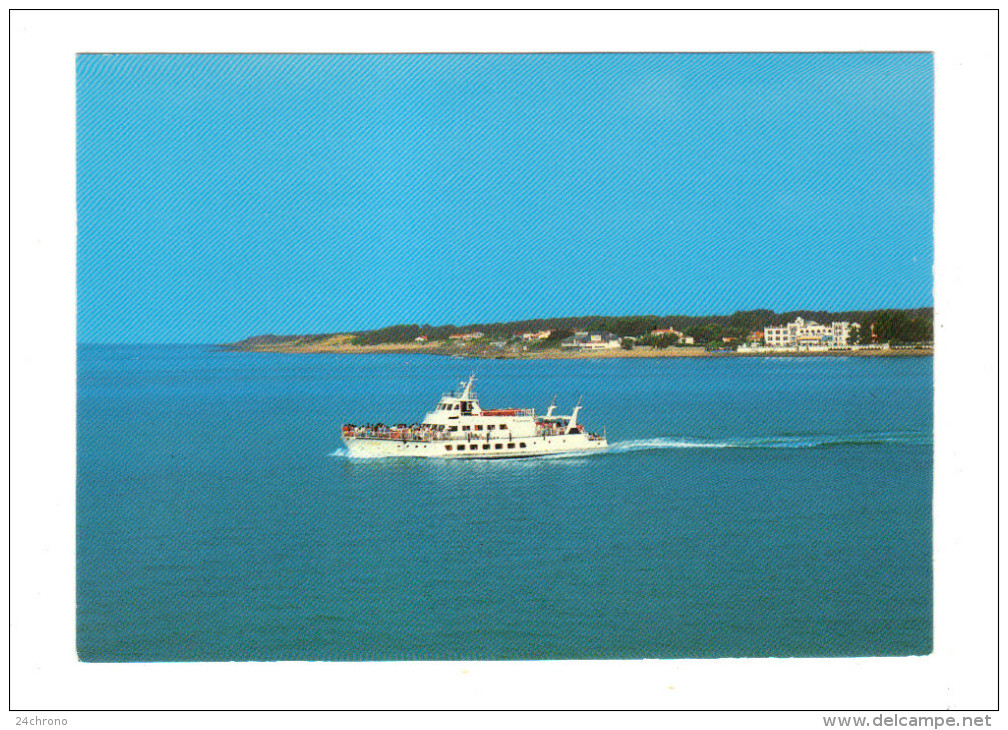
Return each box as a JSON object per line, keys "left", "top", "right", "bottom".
{"left": 561, "top": 332, "right": 621, "bottom": 350}
{"left": 521, "top": 330, "right": 553, "bottom": 341}
{"left": 649, "top": 327, "right": 693, "bottom": 345}
{"left": 449, "top": 331, "right": 484, "bottom": 342}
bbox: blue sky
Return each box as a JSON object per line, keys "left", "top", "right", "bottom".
{"left": 77, "top": 53, "right": 933, "bottom": 344}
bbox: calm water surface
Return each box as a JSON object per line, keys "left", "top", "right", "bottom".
{"left": 77, "top": 346, "right": 932, "bottom": 661}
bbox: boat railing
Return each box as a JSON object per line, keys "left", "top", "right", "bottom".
{"left": 343, "top": 422, "right": 605, "bottom": 443}
{"left": 342, "top": 425, "right": 451, "bottom": 442}
{"left": 534, "top": 422, "right": 590, "bottom": 437}
{"left": 482, "top": 408, "right": 535, "bottom": 417}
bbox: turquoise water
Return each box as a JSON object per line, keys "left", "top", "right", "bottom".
{"left": 77, "top": 346, "right": 932, "bottom": 661}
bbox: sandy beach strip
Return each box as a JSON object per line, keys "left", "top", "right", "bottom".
{"left": 226, "top": 341, "right": 933, "bottom": 359}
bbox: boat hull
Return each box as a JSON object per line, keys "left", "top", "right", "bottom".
{"left": 343, "top": 433, "right": 607, "bottom": 459}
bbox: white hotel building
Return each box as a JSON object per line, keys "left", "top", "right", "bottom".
{"left": 763, "top": 317, "right": 853, "bottom": 350}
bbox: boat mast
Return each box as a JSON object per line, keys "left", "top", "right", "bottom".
{"left": 568, "top": 396, "right": 583, "bottom": 433}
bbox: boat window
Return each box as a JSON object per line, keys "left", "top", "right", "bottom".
{"left": 462, "top": 426, "right": 470, "bottom": 431}
{"left": 520, "top": 442, "right": 526, "bottom": 448}
{"left": 495, "top": 443, "right": 503, "bottom": 449}
{"left": 448, "top": 426, "right": 458, "bottom": 432}
{"left": 487, "top": 425, "right": 495, "bottom": 430}
{"left": 469, "top": 444, "right": 477, "bottom": 450}
{"left": 445, "top": 445, "right": 452, "bottom": 451}
{"left": 507, "top": 443, "right": 516, "bottom": 449}
{"left": 500, "top": 424, "right": 507, "bottom": 429}
{"left": 482, "top": 444, "right": 490, "bottom": 450}
{"left": 475, "top": 425, "right": 483, "bottom": 431}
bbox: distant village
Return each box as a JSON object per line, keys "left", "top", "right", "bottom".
{"left": 227, "top": 309, "right": 933, "bottom": 355}
{"left": 419, "top": 316, "right": 915, "bottom": 355}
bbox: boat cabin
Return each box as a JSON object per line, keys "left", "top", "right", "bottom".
{"left": 420, "top": 376, "right": 583, "bottom": 437}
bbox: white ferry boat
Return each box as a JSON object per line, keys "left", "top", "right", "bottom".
{"left": 341, "top": 376, "right": 608, "bottom": 459}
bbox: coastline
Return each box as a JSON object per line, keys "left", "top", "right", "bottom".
{"left": 223, "top": 340, "right": 933, "bottom": 359}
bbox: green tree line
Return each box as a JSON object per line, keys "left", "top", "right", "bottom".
{"left": 251, "top": 308, "right": 933, "bottom": 348}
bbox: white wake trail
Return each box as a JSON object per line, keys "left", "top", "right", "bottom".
{"left": 606, "top": 432, "right": 930, "bottom": 453}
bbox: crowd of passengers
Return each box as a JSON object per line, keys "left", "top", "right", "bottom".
{"left": 341, "top": 423, "right": 447, "bottom": 440}
{"left": 342, "top": 420, "right": 585, "bottom": 441}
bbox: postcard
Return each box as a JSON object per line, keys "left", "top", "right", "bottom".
{"left": 74, "top": 50, "right": 934, "bottom": 664}
{"left": 12, "top": 9, "right": 1000, "bottom": 722}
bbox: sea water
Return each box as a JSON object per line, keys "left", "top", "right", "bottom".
{"left": 77, "top": 346, "right": 932, "bottom": 661}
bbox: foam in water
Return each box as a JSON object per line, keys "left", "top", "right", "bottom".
{"left": 605, "top": 431, "right": 930, "bottom": 453}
